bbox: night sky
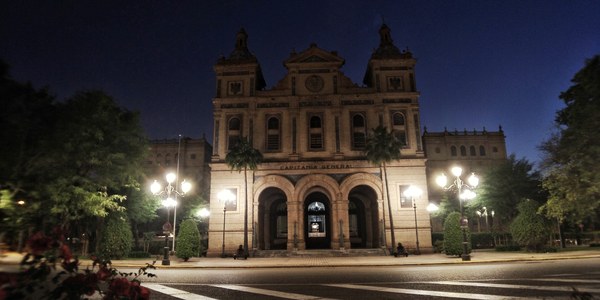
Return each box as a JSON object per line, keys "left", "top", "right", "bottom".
{"left": 2, "top": 1, "right": 599, "bottom": 165}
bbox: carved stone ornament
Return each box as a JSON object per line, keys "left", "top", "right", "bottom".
{"left": 305, "top": 75, "right": 324, "bottom": 93}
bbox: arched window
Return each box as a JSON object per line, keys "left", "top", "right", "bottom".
{"left": 392, "top": 112, "right": 405, "bottom": 126}
{"left": 470, "top": 146, "right": 476, "bottom": 156}
{"left": 460, "top": 146, "right": 467, "bottom": 156}
{"left": 227, "top": 117, "right": 241, "bottom": 150}
{"left": 391, "top": 112, "right": 407, "bottom": 147}
{"left": 266, "top": 116, "right": 280, "bottom": 151}
{"left": 308, "top": 115, "right": 323, "bottom": 150}
{"left": 351, "top": 113, "right": 366, "bottom": 149}
{"left": 451, "top": 146, "right": 457, "bottom": 156}
{"left": 479, "top": 145, "right": 486, "bottom": 156}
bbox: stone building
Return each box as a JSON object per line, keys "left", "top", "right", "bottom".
{"left": 146, "top": 136, "right": 212, "bottom": 201}
{"left": 422, "top": 127, "right": 507, "bottom": 232}
{"left": 422, "top": 127, "right": 507, "bottom": 205}
{"left": 207, "top": 25, "right": 431, "bottom": 256}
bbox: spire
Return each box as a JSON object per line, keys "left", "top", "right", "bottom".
{"left": 370, "top": 23, "right": 412, "bottom": 59}
{"left": 235, "top": 28, "right": 248, "bottom": 51}
{"left": 379, "top": 23, "right": 394, "bottom": 47}
{"left": 218, "top": 28, "right": 257, "bottom": 63}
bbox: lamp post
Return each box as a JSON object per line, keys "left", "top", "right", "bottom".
{"left": 403, "top": 185, "right": 423, "bottom": 255}
{"left": 218, "top": 189, "right": 236, "bottom": 258}
{"left": 151, "top": 172, "right": 192, "bottom": 265}
{"left": 436, "top": 166, "right": 478, "bottom": 261}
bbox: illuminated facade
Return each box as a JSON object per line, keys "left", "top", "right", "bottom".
{"left": 207, "top": 25, "right": 432, "bottom": 256}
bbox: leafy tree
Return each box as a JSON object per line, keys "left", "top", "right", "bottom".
{"left": 123, "top": 185, "right": 161, "bottom": 249}
{"left": 365, "top": 126, "right": 402, "bottom": 254}
{"left": 0, "top": 61, "right": 56, "bottom": 238}
{"left": 510, "top": 199, "right": 551, "bottom": 252}
{"left": 99, "top": 211, "right": 133, "bottom": 259}
{"left": 176, "top": 219, "right": 200, "bottom": 261}
{"left": 540, "top": 55, "right": 600, "bottom": 224}
{"left": 470, "top": 154, "right": 545, "bottom": 229}
{"left": 225, "top": 137, "right": 263, "bottom": 257}
{"left": 443, "top": 212, "right": 471, "bottom": 256}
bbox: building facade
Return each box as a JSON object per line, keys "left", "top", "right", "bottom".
{"left": 422, "top": 127, "right": 507, "bottom": 205}
{"left": 146, "top": 136, "right": 212, "bottom": 203}
{"left": 207, "top": 25, "right": 432, "bottom": 256}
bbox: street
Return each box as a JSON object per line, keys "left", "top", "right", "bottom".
{"left": 132, "top": 258, "right": 600, "bottom": 299}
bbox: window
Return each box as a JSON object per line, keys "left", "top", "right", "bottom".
{"left": 493, "top": 147, "right": 498, "bottom": 153}
{"left": 460, "top": 146, "right": 467, "bottom": 156}
{"left": 222, "top": 188, "right": 238, "bottom": 211}
{"left": 227, "top": 117, "right": 241, "bottom": 151}
{"left": 470, "top": 146, "right": 476, "bottom": 156}
{"left": 308, "top": 115, "right": 323, "bottom": 150}
{"left": 351, "top": 113, "right": 366, "bottom": 149}
{"left": 479, "top": 146, "right": 486, "bottom": 156}
{"left": 266, "top": 116, "right": 281, "bottom": 151}
{"left": 435, "top": 147, "right": 441, "bottom": 154}
{"left": 391, "top": 112, "right": 408, "bottom": 147}
{"left": 392, "top": 112, "right": 405, "bottom": 126}
{"left": 451, "top": 146, "right": 457, "bottom": 156}
{"left": 190, "top": 154, "right": 197, "bottom": 159}
{"left": 398, "top": 185, "right": 412, "bottom": 208}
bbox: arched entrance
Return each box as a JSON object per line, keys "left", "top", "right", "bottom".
{"left": 257, "top": 187, "right": 288, "bottom": 250}
{"left": 348, "top": 185, "right": 379, "bottom": 248}
{"left": 304, "top": 192, "right": 331, "bottom": 249}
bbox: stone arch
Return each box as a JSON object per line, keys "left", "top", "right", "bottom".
{"left": 339, "top": 172, "right": 383, "bottom": 200}
{"left": 294, "top": 174, "right": 340, "bottom": 249}
{"left": 340, "top": 173, "right": 383, "bottom": 249}
{"left": 253, "top": 175, "right": 295, "bottom": 250}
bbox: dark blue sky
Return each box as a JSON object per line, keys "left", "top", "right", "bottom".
{"left": 2, "top": 1, "right": 599, "bottom": 165}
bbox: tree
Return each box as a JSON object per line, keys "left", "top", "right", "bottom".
{"left": 123, "top": 185, "right": 161, "bottom": 249}
{"left": 176, "top": 219, "right": 200, "bottom": 261}
{"left": 471, "top": 154, "right": 545, "bottom": 228}
{"left": 99, "top": 211, "right": 134, "bottom": 259}
{"left": 365, "top": 126, "right": 403, "bottom": 254}
{"left": 540, "top": 55, "right": 600, "bottom": 224}
{"left": 443, "top": 212, "right": 471, "bottom": 256}
{"left": 0, "top": 61, "right": 56, "bottom": 240}
{"left": 510, "top": 199, "right": 551, "bottom": 252}
{"left": 225, "top": 137, "right": 263, "bottom": 257}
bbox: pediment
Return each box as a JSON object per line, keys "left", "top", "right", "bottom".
{"left": 284, "top": 43, "right": 345, "bottom": 67}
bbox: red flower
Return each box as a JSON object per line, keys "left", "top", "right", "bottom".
{"left": 109, "top": 277, "right": 131, "bottom": 297}
{"left": 97, "top": 266, "right": 111, "bottom": 281}
{"left": 60, "top": 244, "right": 73, "bottom": 261}
{"left": 26, "top": 232, "right": 53, "bottom": 255}
{"left": 130, "top": 281, "right": 150, "bottom": 300}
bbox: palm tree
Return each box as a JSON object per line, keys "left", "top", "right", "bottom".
{"left": 365, "top": 126, "right": 402, "bottom": 255}
{"left": 225, "top": 137, "right": 263, "bottom": 257}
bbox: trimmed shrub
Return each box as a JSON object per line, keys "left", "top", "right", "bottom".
{"left": 443, "top": 212, "right": 471, "bottom": 256}
{"left": 471, "top": 232, "right": 495, "bottom": 249}
{"left": 176, "top": 219, "right": 200, "bottom": 261}
{"left": 510, "top": 199, "right": 551, "bottom": 252}
{"left": 99, "top": 211, "right": 133, "bottom": 259}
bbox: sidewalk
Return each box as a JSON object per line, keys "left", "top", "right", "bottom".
{"left": 2, "top": 249, "right": 599, "bottom": 270}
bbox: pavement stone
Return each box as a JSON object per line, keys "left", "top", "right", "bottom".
{"left": 2, "top": 249, "right": 600, "bottom": 271}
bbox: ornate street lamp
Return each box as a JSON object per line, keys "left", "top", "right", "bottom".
{"left": 436, "top": 166, "right": 478, "bottom": 261}
{"left": 151, "top": 172, "right": 192, "bottom": 265}
{"left": 218, "top": 189, "right": 236, "bottom": 258}
{"left": 403, "top": 185, "right": 423, "bottom": 255}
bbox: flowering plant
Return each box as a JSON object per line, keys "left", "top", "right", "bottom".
{"left": 0, "top": 229, "right": 155, "bottom": 299}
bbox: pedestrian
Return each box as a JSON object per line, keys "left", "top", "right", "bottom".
{"left": 233, "top": 245, "right": 247, "bottom": 260}
{"left": 395, "top": 242, "right": 408, "bottom": 257}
